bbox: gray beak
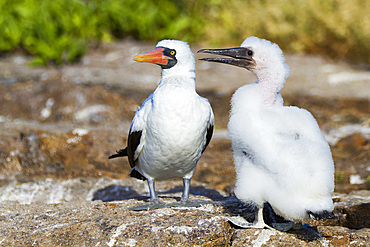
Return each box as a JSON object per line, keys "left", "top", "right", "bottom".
{"left": 197, "top": 47, "right": 255, "bottom": 69}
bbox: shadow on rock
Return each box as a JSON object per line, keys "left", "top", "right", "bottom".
{"left": 221, "top": 200, "right": 324, "bottom": 241}
{"left": 92, "top": 185, "right": 227, "bottom": 202}
{"left": 92, "top": 185, "right": 146, "bottom": 202}
{"left": 92, "top": 184, "right": 228, "bottom": 203}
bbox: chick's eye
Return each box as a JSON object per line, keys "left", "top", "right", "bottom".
{"left": 170, "top": 50, "right": 176, "bottom": 56}
{"left": 247, "top": 50, "right": 253, "bottom": 56}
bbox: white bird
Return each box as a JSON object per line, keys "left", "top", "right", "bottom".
{"left": 110, "top": 40, "right": 214, "bottom": 210}
{"left": 198, "top": 37, "right": 334, "bottom": 230}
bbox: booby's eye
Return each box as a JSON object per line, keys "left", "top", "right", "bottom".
{"left": 247, "top": 50, "right": 253, "bottom": 56}
{"left": 170, "top": 50, "right": 176, "bottom": 56}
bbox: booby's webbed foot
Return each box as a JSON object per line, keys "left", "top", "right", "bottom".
{"left": 166, "top": 199, "right": 206, "bottom": 208}
{"left": 307, "top": 210, "right": 334, "bottom": 220}
{"left": 125, "top": 199, "right": 167, "bottom": 211}
{"left": 222, "top": 216, "right": 300, "bottom": 231}
{"left": 271, "top": 222, "right": 297, "bottom": 231}
{"left": 221, "top": 216, "right": 274, "bottom": 230}
{"left": 222, "top": 206, "right": 275, "bottom": 230}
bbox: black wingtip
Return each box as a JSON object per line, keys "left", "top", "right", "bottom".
{"left": 307, "top": 210, "right": 334, "bottom": 220}
{"left": 129, "top": 169, "right": 146, "bottom": 181}
{"left": 108, "top": 148, "right": 128, "bottom": 159}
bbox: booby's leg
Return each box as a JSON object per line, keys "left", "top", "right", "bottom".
{"left": 222, "top": 206, "right": 275, "bottom": 230}
{"left": 147, "top": 178, "right": 166, "bottom": 205}
{"left": 265, "top": 203, "right": 296, "bottom": 231}
{"left": 181, "top": 177, "right": 191, "bottom": 201}
{"left": 253, "top": 207, "right": 274, "bottom": 229}
{"left": 224, "top": 206, "right": 295, "bottom": 231}
{"left": 126, "top": 178, "right": 167, "bottom": 211}
{"left": 167, "top": 178, "right": 204, "bottom": 208}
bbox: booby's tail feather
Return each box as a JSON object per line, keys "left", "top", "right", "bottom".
{"left": 108, "top": 148, "right": 146, "bottom": 180}
{"left": 307, "top": 210, "right": 334, "bottom": 220}
{"left": 108, "top": 148, "right": 128, "bottom": 159}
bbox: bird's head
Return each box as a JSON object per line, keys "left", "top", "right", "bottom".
{"left": 198, "top": 36, "right": 289, "bottom": 80}
{"left": 134, "top": 40, "right": 195, "bottom": 77}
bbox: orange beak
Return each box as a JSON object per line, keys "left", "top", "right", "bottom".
{"left": 134, "top": 47, "right": 169, "bottom": 65}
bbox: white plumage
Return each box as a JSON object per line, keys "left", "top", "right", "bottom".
{"left": 110, "top": 40, "right": 214, "bottom": 210}
{"left": 199, "top": 36, "right": 334, "bottom": 229}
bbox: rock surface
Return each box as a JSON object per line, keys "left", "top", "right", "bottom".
{"left": 0, "top": 178, "right": 369, "bottom": 246}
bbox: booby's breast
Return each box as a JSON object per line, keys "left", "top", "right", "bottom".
{"left": 137, "top": 78, "right": 212, "bottom": 180}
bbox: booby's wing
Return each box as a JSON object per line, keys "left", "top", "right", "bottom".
{"left": 126, "top": 130, "right": 142, "bottom": 168}
{"left": 230, "top": 106, "right": 333, "bottom": 175}
{"left": 272, "top": 107, "right": 334, "bottom": 175}
{"left": 202, "top": 107, "right": 214, "bottom": 153}
{"left": 126, "top": 94, "right": 153, "bottom": 168}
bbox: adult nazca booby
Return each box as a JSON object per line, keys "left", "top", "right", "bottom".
{"left": 109, "top": 40, "right": 214, "bottom": 210}
{"left": 198, "top": 37, "right": 334, "bottom": 230}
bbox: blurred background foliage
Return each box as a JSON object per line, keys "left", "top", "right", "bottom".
{"left": 0, "top": 0, "right": 368, "bottom": 65}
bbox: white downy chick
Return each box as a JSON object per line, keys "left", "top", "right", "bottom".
{"left": 199, "top": 36, "right": 334, "bottom": 230}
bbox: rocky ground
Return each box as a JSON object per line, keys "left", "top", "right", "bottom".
{"left": 0, "top": 179, "right": 369, "bottom": 246}
{"left": 0, "top": 39, "right": 369, "bottom": 246}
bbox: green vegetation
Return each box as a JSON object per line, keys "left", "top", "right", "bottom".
{"left": 0, "top": 0, "right": 205, "bottom": 65}
{"left": 203, "top": 0, "right": 370, "bottom": 64}
{"left": 366, "top": 176, "right": 370, "bottom": 190}
{"left": 336, "top": 172, "right": 343, "bottom": 183}
{"left": 0, "top": 0, "right": 368, "bottom": 65}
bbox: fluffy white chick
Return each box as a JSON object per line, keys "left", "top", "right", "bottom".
{"left": 199, "top": 37, "right": 334, "bottom": 230}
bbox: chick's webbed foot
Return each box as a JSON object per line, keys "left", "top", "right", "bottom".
{"left": 222, "top": 216, "right": 274, "bottom": 230}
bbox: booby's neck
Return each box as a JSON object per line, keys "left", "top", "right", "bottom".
{"left": 254, "top": 64, "right": 288, "bottom": 106}
{"left": 160, "top": 66, "right": 196, "bottom": 87}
